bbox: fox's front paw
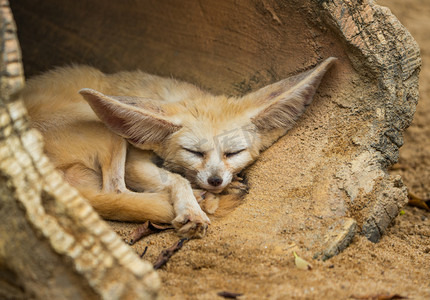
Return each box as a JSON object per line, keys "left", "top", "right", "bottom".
{"left": 194, "top": 190, "right": 219, "bottom": 214}
{"left": 172, "top": 209, "right": 211, "bottom": 238}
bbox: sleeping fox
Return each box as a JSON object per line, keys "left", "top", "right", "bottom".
{"left": 21, "top": 57, "right": 336, "bottom": 238}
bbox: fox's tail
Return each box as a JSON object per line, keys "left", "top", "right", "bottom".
{"left": 213, "top": 193, "right": 246, "bottom": 217}
{"left": 79, "top": 188, "right": 175, "bottom": 223}
{"left": 212, "top": 176, "right": 249, "bottom": 217}
{"left": 79, "top": 182, "right": 246, "bottom": 224}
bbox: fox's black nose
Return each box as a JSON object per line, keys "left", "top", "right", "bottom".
{"left": 208, "top": 175, "right": 223, "bottom": 187}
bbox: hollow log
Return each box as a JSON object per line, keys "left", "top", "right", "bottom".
{"left": 2, "top": 0, "right": 421, "bottom": 298}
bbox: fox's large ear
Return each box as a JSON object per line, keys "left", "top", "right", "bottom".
{"left": 243, "top": 57, "right": 337, "bottom": 131}
{"left": 79, "top": 89, "right": 182, "bottom": 144}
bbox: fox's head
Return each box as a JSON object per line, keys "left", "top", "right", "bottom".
{"left": 80, "top": 57, "right": 336, "bottom": 193}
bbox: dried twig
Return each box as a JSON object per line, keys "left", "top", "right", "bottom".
{"left": 408, "top": 192, "right": 430, "bottom": 212}
{"left": 153, "top": 238, "right": 188, "bottom": 270}
{"left": 351, "top": 294, "right": 408, "bottom": 300}
{"left": 140, "top": 246, "right": 148, "bottom": 258}
{"left": 128, "top": 221, "right": 173, "bottom": 245}
{"left": 217, "top": 291, "right": 244, "bottom": 299}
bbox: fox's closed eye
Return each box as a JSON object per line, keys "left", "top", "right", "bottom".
{"left": 183, "top": 147, "right": 205, "bottom": 158}
{"left": 225, "top": 149, "right": 246, "bottom": 158}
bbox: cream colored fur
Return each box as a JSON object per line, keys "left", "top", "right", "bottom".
{"left": 20, "top": 57, "right": 336, "bottom": 238}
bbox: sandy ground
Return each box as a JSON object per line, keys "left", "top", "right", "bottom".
{"left": 110, "top": 1, "right": 430, "bottom": 299}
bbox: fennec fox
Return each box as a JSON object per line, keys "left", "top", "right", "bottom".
{"left": 21, "top": 57, "right": 336, "bottom": 238}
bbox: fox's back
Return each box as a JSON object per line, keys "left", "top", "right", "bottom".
{"left": 22, "top": 65, "right": 207, "bottom": 132}
{"left": 21, "top": 66, "right": 105, "bottom": 133}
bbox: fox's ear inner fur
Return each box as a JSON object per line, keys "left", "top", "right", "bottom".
{"left": 79, "top": 89, "right": 182, "bottom": 144}
{"left": 245, "top": 57, "right": 337, "bottom": 131}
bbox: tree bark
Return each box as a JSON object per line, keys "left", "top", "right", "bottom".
{"left": 0, "top": 1, "right": 160, "bottom": 299}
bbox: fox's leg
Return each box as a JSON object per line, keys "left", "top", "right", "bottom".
{"left": 62, "top": 163, "right": 175, "bottom": 223}
{"left": 126, "top": 154, "right": 218, "bottom": 215}
{"left": 125, "top": 149, "right": 210, "bottom": 238}
{"left": 99, "top": 138, "right": 128, "bottom": 193}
